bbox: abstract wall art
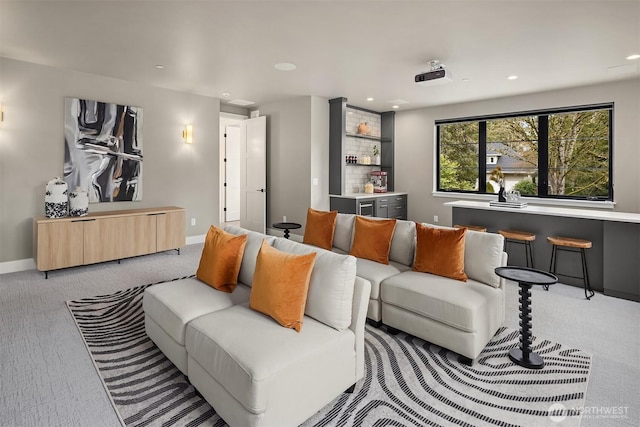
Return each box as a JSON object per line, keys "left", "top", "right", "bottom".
{"left": 64, "top": 97, "right": 143, "bottom": 202}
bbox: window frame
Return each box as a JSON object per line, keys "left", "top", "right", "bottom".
{"left": 435, "top": 103, "right": 614, "bottom": 202}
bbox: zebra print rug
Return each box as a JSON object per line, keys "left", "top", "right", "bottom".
{"left": 67, "top": 281, "right": 591, "bottom": 427}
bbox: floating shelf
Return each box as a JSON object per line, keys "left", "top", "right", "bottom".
{"left": 345, "top": 162, "right": 382, "bottom": 167}
{"left": 345, "top": 133, "right": 391, "bottom": 143}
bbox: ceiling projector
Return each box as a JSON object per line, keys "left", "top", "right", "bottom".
{"left": 415, "top": 60, "right": 453, "bottom": 86}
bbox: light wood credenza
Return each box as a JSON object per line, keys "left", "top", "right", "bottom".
{"left": 33, "top": 206, "right": 186, "bottom": 277}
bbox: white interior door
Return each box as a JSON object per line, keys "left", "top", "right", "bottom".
{"left": 224, "top": 125, "right": 241, "bottom": 222}
{"left": 240, "top": 116, "right": 267, "bottom": 233}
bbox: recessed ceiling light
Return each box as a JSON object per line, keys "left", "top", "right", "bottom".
{"left": 507, "top": 75, "right": 518, "bottom": 80}
{"left": 348, "top": 111, "right": 353, "bottom": 115}
{"left": 392, "top": 105, "right": 399, "bottom": 109}
{"left": 155, "top": 64, "right": 164, "bottom": 69}
{"left": 221, "top": 92, "right": 231, "bottom": 98}
{"left": 366, "top": 97, "right": 374, "bottom": 102}
{"left": 462, "top": 78, "right": 471, "bottom": 82}
{"left": 627, "top": 54, "right": 640, "bottom": 60}
{"left": 228, "top": 99, "right": 255, "bottom": 106}
{"left": 274, "top": 63, "right": 297, "bottom": 71}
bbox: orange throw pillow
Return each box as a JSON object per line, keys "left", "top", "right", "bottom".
{"left": 349, "top": 216, "right": 396, "bottom": 264}
{"left": 196, "top": 225, "right": 248, "bottom": 292}
{"left": 250, "top": 241, "right": 317, "bottom": 332}
{"left": 414, "top": 224, "right": 468, "bottom": 282}
{"left": 302, "top": 208, "right": 338, "bottom": 250}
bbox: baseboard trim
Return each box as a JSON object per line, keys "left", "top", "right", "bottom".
{"left": 186, "top": 234, "right": 206, "bottom": 245}
{"left": 0, "top": 258, "right": 36, "bottom": 275}
{"left": 1, "top": 237, "right": 207, "bottom": 275}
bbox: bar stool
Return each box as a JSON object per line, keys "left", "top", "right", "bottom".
{"left": 546, "top": 236, "right": 595, "bottom": 300}
{"left": 454, "top": 224, "right": 487, "bottom": 232}
{"left": 498, "top": 229, "right": 536, "bottom": 268}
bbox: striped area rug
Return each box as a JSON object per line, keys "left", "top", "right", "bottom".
{"left": 68, "top": 281, "right": 591, "bottom": 427}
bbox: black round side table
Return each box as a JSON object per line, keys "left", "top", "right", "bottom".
{"left": 495, "top": 266, "right": 558, "bottom": 369}
{"left": 272, "top": 222, "right": 301, "bottom": 239}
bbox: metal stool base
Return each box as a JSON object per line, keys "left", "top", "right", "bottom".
{"left": 548, "top": 245, "right": 595, "bottom": 300}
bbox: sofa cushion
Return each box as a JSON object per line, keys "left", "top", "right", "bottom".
{"left": 185, "top": 304, "right": 355, "bottom": 415}
{"left": 389, "top": 219, "right": 416, "bottom": 266}
{"left": 274, "top": 238, "right": 356, "bottom": 331}
{"left": 355, "top": 257, "right": 402, "bottom": 300}
{"left": 380, "top": 271, "right": 502, "bottom": 333}
{"left": 143, "top": 278, "right": 251, "bottom": 345}
{"left": 350, "top": 216, "right": 396, "bottom": 264}
{"left": 421, "top": 223, "right": 504, "bottom": 288}
{"left": 334, "top": 213, "right": 355, "bottom": 252}
{"left": 224, "top": 225, "right": 276, "bottom": 286}
{"left": 303, "top": 208, "right": 338, "bottom": 250}
{"left": 464, "top": 230, "right": 505, "bottom": 288}
{"left": 250, "top": 242, "right": 316, "bottom": 332}
{"left": 196, "top": 226, "right": 247, "bottom": 292}
{"left": 414, "top": 224, "right": 468, "bottom": 282}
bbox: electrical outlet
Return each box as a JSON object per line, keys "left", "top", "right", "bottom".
{"left": 283, "top": 215, "right": 287, "bottom": 222}
{"left": 191, "top": 218, "right": 196, "bottom": 226}
{"left": 312, "top": 178, "right": 319, "bottom": 186}
{"left": 433, "top": 215, "right": 439, "bottom": 223}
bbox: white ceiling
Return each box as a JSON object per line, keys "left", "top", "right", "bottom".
{"left": 1, "top": 1, "right": 639, "bottom": 112}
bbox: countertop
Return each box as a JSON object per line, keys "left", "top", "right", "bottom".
{"left": 330, "top": 192, "right": 407, "bottom": 200}
{"left": 444, "top": 200, "right": 640, "bottom": 224}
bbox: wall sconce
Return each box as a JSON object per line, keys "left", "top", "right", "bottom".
{"left": 183, "top": 125, "right": 193, "bottom": 144}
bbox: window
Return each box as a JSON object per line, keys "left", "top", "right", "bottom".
{"left": 436, "top": 103, "right": 613, "bottom": 201}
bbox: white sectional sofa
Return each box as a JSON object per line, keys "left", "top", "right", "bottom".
{"left": 144, "top": 226, "right": 371, "bottom": 427}
{"left": 332, "top": 213, "right": 508, "bottom": 362}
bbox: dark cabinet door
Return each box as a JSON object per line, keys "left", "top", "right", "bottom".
{"left": 375, "top": 197, "right": 390, "bottom": 218}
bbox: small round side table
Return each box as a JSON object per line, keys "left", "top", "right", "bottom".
{"left": 272, "top": 222, "right": 301, "bottom": 239}
{"left": 495, "top": 266, "right": 558, "bottom": 369}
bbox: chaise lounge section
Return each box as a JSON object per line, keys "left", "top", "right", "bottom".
{"left": 144, "top": 226, "right": 371, "bottom": 427}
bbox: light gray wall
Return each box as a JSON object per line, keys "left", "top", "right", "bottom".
{"left": 310, "top": 96, "right": 330, "bottom": 211}
{"left": 395, "top": 78, "right": 640, "bottom": 226}
{"left": 258, "top": 95, "right": 330, "bottom": 235}
{"left": 0, "top": 58, "right": 221, "bottom": 263}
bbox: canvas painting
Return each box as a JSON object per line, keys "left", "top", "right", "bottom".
{"left": 64, "top": 97, "right": 143, "bottom": 202}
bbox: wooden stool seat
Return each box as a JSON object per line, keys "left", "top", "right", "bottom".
{"left": 547, "top": 236, "right": 595, "bottom": 299}
{"left": 454, "top": 224, "right": 487, "bottom": 232}
{"left": 547, "top": 236, "right": 592, "bottom": 249}
{"left": 498, "top": 229, "right": 536, "bottom": 268}
{"left": 498, "top": 229, "right": 536, "bottom": 241}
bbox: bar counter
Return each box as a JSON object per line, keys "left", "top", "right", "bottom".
{"left": 445, "top": 200, "right": 640, "bottom": 302}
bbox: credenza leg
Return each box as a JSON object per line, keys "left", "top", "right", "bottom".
{"left": 45, "top": 271, "right": 48, "bottom": 279}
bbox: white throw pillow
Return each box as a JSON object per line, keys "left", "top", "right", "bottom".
{"left": 333, "top": 213, "right": 355, "bottom": 252}
{"left": 224, "top": 225, "right": 276, "bottom": 286}
{"left": 463, "top": 230, "right": 505, "bottom": 288}
{"left": 273, "top": 238, "right": 356, "bottom": 331}
{"left": 388, "top": 219, "right": 416, "bottom": 266}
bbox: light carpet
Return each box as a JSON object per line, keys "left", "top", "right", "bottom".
{"left": 67, "top": 281, "right": 592, "bottom": 427}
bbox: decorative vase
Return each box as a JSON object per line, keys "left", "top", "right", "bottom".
{"left": 69, "top": 186, "right": 89, "bottom": 217}
{"left": 357, "top": 122, "right": 369, "bottom": 135}
{"left": 45, "top": 177, "right": 68, "bottom": 218}
{"left": 498, "top": 185, "right": 506, "bottom": 202}
{"left": 374, "top": 154, "right": 381, "bottom": 165}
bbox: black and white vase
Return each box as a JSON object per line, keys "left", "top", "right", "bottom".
{"left": 69, "top": 187, "right": 89, "bottom": 217}
{"left": 45, "top": 177, "right": 69, "bottom": 218}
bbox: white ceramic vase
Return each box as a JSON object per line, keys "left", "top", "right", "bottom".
{"left": 45, "top": 177, "right": 68, "bottom": 218}
{"left": 69, "top": 186, "right": 89, "bottom": 217}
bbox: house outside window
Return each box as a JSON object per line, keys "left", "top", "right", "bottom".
{"left": 436, "top": 103, "right": 613, "bottom": 201}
